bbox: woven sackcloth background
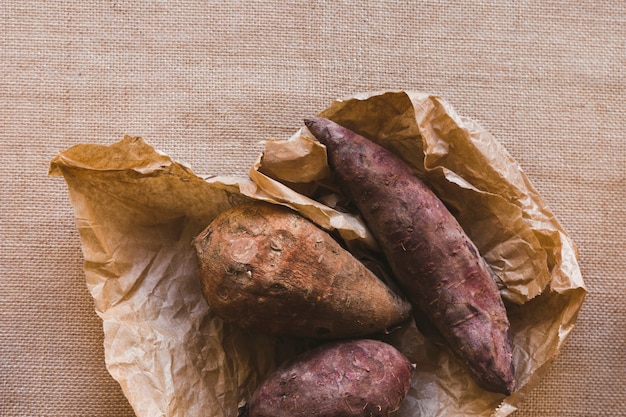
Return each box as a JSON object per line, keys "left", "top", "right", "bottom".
{"left": 1, "top": 1, "right": 624, "bottom": 416}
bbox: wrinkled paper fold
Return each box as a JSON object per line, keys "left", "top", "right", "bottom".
{"left": 50, "top": 91, "right": 586, "bottom": 417}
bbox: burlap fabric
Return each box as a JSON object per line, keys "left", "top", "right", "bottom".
{"left": 1, "top": 2, "right": 623, "bottom": 416}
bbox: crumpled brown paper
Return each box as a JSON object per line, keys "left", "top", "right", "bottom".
{"left": 49, "top": 91, "right": 586, "bottom": 417}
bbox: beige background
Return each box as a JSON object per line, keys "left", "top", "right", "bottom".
{"left": 1, "top": 1, "right": 624, "bottom": 416}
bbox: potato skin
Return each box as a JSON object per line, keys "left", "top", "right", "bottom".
{"left": 248, "top": 339, "right": 413, "bottom": 417}
{"left": 193, "top": 202, "right": 411, "bottom": 339}
{"left": 305, "top": 117, "right": 515, "bottom": 394}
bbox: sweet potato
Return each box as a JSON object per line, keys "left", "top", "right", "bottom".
{"left": 193, "top": 202, "right": 411, "bottom": 339}
{"left": 248, "top": 339, "right": 413, "bottom": 417}
{"left": 304, "top": 117, "right": 515, "bottom": 394}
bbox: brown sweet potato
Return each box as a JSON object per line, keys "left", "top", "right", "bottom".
{"left": 305, "top": 117, "right": 515, "bottom": 394}
{"left": 248, "top": 339, "right": 413, "bottom": 417}
{"left": 193, "top": 202, "right": 411, "bottom": 339}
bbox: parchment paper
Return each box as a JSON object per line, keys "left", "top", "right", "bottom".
{"left": 49, "top": 91, "right": 586, "bottom": 417}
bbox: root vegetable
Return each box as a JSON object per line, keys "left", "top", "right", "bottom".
{"left": 194, "top": 202, "right": 411, "bottom": 339}
{"left": 248, "top": 339, "right": 413, "bottom": 417}
{"left": 304, "top": 117, "right": 515, "bottom": 394}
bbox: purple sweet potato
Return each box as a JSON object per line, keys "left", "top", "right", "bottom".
{"left": 305, "top": 117, "right": 515, "bottom": 394}
{"left": 248, "top": 339, "right": 413, "bottom": 417}
{"left": 193, "top": 202, "right": 411, "bottom": 339}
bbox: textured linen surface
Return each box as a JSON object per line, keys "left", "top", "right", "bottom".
{"left": 1, "top": 1, "right": 624, "bottom": 416}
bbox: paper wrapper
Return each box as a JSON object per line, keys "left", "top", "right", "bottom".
{"left": 49, "top": 91, "right": 586, "bottom": 417}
